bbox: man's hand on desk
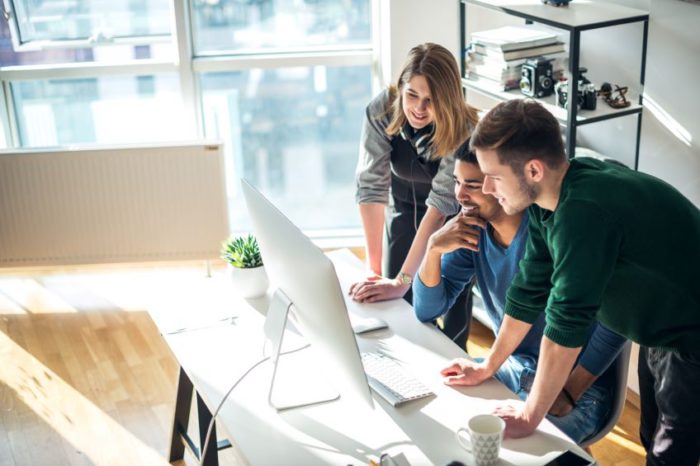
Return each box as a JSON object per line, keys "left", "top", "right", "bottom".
{"left": 440, "top": 358, "right": 493, "bottom": 386}
{"left": 493, "top": 403, "right": 538, "bottom": 439}
{"left": 348, "top": 276, "right": 410, "bottom": 303}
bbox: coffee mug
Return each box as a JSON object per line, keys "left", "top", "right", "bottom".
{"left": 456, "top": 414, "right": 505, "bottom": 466}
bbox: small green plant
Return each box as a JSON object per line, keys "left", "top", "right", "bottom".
{"left": 221, "top": 234, "right": 263, "bottom": 268}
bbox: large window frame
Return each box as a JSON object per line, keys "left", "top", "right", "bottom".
{"left": 0, "top": 0, "right": 384, "bottom": 244}
{"left": 2, "top": 0, "right": 173, "bottom": 51}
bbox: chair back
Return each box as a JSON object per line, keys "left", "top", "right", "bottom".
{"left": 580, "top": 341, "right": 633, "bottom": 447}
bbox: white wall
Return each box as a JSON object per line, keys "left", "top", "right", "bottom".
{"left": 381, "top": 0, "right": 460, "bottom": 86}
{"left": 388, "top": 0, "right": 700, "bottom": 395}
{"left": 638, "top": 0, "right": 700, "bottom": 203}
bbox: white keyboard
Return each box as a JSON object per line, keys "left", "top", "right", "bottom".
{"left": 361, "top": 352, "right": 434, "bottom": 407}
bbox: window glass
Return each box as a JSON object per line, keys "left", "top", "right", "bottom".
{"left": 0, "top": 19, "right": 174, "bottom": 66}
{"left": 11, "top": 74, "right": 189, "bottom": 147}
{"left": 0, "top": 122, "right": 6, "bottom": 148}
{"left": 10, "top": 0, "right": 171, "bottom": 44}
{"left": 200, "top": 64, "right": 371, "bottom": 232}
{"left": 192, "top": 0, "right": 371, "bottom": 55}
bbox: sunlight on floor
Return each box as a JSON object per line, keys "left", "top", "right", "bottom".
{"left": 0, "top": 331, "right": 171, "bottom": 465}
{"left": 607, "top": 426, "right": 646, "bottom": 457}
{"left": 0, "top": 279, "right": 77, "bottom": 314}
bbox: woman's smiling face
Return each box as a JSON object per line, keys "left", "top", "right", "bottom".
{"left": 401, "top": 75, "right": 434, "bottom": 129}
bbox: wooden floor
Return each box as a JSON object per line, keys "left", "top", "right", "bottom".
{"left": 0, "top": 261, "right": 646, "bottom": 466}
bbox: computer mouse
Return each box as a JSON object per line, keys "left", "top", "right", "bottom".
{"left": 351, "top": 316, "right": 389, "bottom": 334}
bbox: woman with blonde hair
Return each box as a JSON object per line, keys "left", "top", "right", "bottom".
{"left": 350, "top": 43, "right": 479, "bottom": 315}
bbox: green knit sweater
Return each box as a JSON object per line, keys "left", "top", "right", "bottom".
{"left": 505, "top": 157, "right": 700, "bottom": 352}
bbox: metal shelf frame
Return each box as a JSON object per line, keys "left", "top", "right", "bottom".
{"left": 460, "top": 0, "right": 649, "bottom": 169}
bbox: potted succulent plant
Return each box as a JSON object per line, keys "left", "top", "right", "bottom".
{"left": 221, "top": 234, "right": 269, "bottom": 298}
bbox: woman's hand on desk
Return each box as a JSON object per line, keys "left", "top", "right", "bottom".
{"left": 348, "top": 276, "right": 410, "bottom": 303}
{"left": 440, "top": 358, "right": 493, "bottom": 386}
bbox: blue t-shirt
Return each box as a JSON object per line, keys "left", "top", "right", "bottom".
{"left": 413, "top": 211, "right": 626, "bottom": 381}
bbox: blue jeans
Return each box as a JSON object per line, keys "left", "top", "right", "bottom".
{"left": 491, "top": 355, "right": 612, "bottom": 445}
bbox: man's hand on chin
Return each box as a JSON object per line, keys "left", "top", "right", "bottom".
{"left": 493, "top": 403, "right": 539, "bottom": 439}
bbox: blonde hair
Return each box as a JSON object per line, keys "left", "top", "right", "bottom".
{"left": 385, "top": 43, "right": 479, "bottom": 158}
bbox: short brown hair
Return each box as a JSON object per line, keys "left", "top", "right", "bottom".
{"left": 469, "top": 99, "right": 566, "bottom": 173}
{"left": 385, "top": 43, "right": 479, "bottom": 158}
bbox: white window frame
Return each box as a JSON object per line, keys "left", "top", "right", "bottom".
{"left": 1, "top": 0, "right": 383, "bottom": 143}
{"left": 0, "top": 0, "right": 386, "bottom": 243}
{"left": 1, "top": 0, "right": 172, "bottom": 51}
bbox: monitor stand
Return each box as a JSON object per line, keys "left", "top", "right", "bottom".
{"left": 264, "top": 289, "right": 340, "bottom": 411}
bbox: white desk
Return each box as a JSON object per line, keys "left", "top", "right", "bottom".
{"left": 153, "top": 249, "right": 592, "bottom": 466}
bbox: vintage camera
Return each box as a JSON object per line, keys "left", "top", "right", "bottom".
{"left": 520, "top": 57, "right": 554, "bottom": 98}
{"left": 555, "top": 68, "right": 598, "bottom": 110}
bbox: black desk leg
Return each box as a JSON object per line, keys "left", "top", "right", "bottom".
{"left": 197, "top": 393, "right": 219, "bottom": 466}
{"left": 168, "top": 367, "right": 231, "bottom": 466}
{"left": 169, "top": 366, "right": 194, "bottom": 463}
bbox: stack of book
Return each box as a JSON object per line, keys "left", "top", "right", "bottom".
{"left": 466, "top": 26, "right": 566, "bottom": 91}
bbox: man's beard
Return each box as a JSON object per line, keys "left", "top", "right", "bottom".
{"left": 519, "top": 175, "right": 538, "bottom": 203}
{"left": 502, "top": 175, "right": 538, "bottom": 215}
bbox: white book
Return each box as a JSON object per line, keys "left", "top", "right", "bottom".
{"left": 467, "top": 63, "right": 522, "bottom": 81}
{"left": 468, "top": 52, "right": 567, "bottom": 71}
{"left": 465, "top": 73, "right": 521, "bottom": 91}
{"left": 471, "top": 26, "right": 559, "bottom": 51}
{"left": 472, "top": 42, "right": 566, "bottom": 61}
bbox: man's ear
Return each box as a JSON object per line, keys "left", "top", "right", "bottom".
{"left": 523, "top": 159, "right": 546, "bottom": 183}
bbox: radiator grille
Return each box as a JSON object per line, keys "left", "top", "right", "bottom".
{"left": 0, "top": 143, "right": 229, "bottom": 267}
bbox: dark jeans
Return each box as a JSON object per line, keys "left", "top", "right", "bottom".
{"left": 439, "top": 280, "right": 473, "bottom": 350}
{"left": 384, "top": 205, "right": 472, "bottom": 349}
{"left": 638, "top": 346, "right": 700, "bottom": 466}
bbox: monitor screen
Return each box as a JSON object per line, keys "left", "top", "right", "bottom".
{"left": 241, "top": 179, "right": 374, "bottom": 409}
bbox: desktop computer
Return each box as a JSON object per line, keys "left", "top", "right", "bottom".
{"left": 241, "top": 179, "right": 374, "bottom": 410}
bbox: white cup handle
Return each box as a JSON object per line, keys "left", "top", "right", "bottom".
{"left": 456, "top": 427, "right": 472, "bottom": 452}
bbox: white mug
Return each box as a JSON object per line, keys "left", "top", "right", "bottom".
{"left": 456, "top": 414, "right": 505, "bottom": 466}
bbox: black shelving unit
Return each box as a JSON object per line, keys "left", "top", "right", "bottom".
{"left": 460, "top": 0, "right": 649, "bottom": 169}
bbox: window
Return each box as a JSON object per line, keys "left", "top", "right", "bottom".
{"left": 9, "top": 0, "right": 171, "bottom": 46}
{"left": 11, "top": 74, "right": 186, "bottom": 147}
{"left": 191, "top": 0, "right": 371, "bottom": 54}
{"left": 201, "top": 64, "right": 370, "bottom": 231}
{"left": 0, "top": 0, "right": 375, "bottom": 236}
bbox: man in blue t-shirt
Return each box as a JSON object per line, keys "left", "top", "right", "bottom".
{"left": 412, "top": 142, "right": 626, "bottom": 444}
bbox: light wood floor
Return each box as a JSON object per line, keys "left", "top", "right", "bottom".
{"left": 0, "top": 261, "right": 646, "bottom": 466}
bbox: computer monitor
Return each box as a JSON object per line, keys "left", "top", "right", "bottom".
{"left": 241, "top": 179, "right": 374, "bottom": 410}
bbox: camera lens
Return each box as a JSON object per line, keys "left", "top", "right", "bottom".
{"left": 520, "top": 78, "right": 531, "bottom": 91}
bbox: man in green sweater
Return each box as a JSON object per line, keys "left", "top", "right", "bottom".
{"left": 440, "top": 99, "right": 700, "bottom": 465}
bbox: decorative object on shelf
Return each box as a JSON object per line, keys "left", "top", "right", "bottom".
{"left": 221, "top": 233, "right": 269, "bottom": 298}
{"left": 554, "top": 67, "right": 597, "bottom": 110}
{"left": 599, "top": 82, "right": 632, "bottom": 109}
{"left": 520, "top": 57, "right": 555, "bottom": 98}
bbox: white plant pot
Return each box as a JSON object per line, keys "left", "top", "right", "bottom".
{"left": 230, "top": 265, "right": 269, "bottom": 298}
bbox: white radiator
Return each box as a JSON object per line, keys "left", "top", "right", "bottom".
{"left": 0, "top": 142, "right": 229, "bottom": 267}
